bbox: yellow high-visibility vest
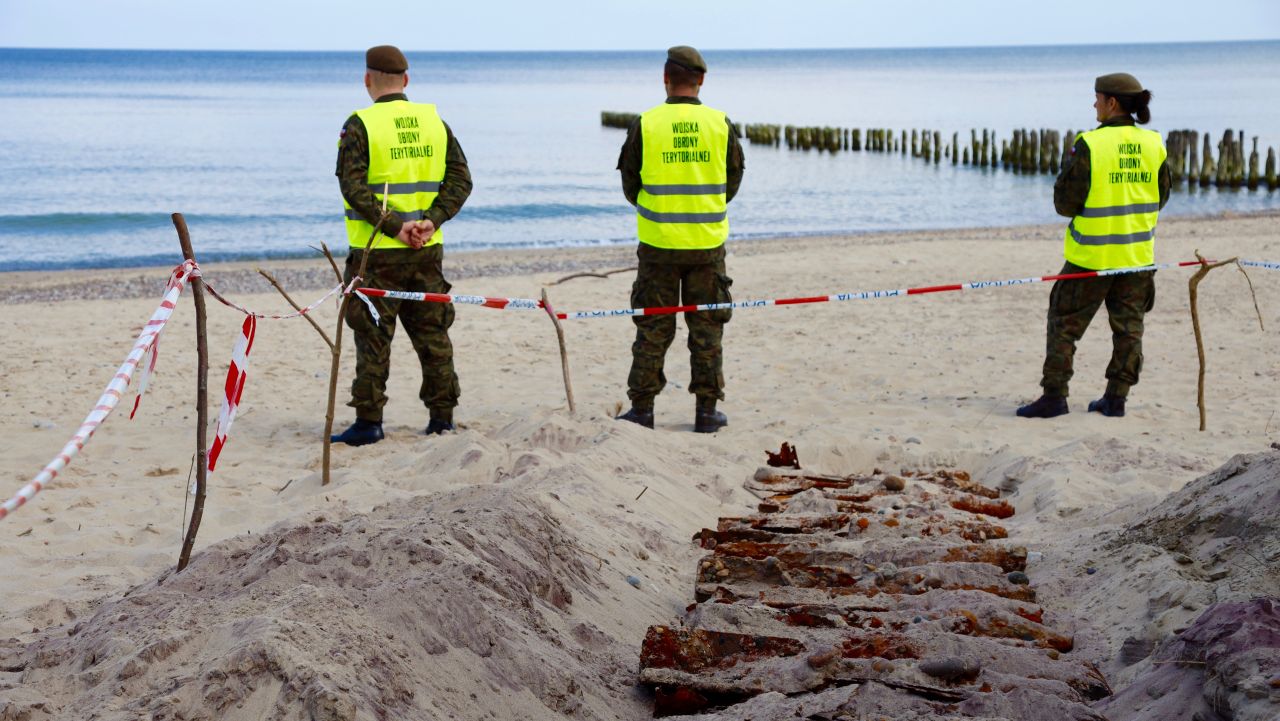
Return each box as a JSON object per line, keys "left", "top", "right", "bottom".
{"left": 636, "top": 102, "right": 730, "bottom": 250}
{"left": 343, "top": 100, "right": 447, "bottom": 249}
{"left": 1063, "top": 124, "right": 1166, "bottom": 270}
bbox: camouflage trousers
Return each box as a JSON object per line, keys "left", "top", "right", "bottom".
{"left": 1040, "top": 261, "right": 1155, "bottom": 398}
{"left": 343, "top": 246, "right": 459, "bottom": 423}
{"left": 627, "top": 244, "right": 733, "bottom": 410}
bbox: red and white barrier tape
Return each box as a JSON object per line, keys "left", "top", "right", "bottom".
{"left": 207, "top": 315, "right": 256, "bottom": 474}
{"left": 127, "top": 267, "right": 191, "bottom": 418}
{"left": 551, "top": 260, "right": 1215, "bottom": 320}
{"left": 361, "top": 258, "right": 1280, "bottom": 320}
{"left": 1241, "top": 260, "right": 1280, "bottom": 271}
{"left": 356, "top": 287, "right": 542, "bottom": 311}
{"left": 0, "top": 260, "right": 198, "bottom": 521}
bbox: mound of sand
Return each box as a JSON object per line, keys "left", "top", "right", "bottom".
{"left": 2, "top": 488, "right": 636, "bottom": 720}
{"left": 1093, "top": 450, "right": 1280, "bottom": 721}
{"left": 1099, "top": 598, "right": 1280, "bottom": 721}
{"left": 0, "top": 408, "right": 763, "bottom": 721}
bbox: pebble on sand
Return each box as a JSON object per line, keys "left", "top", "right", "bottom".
{"left": 918, "top": 656, "right": 982, "bottom": 682}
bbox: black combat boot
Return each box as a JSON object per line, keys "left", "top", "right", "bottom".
{"left": 424, "top": 419, "right": 455, "bottom": 435}
{"left": 1015, "top": 394, "right": 1069, "bottom": 419}
{"left": 331, "top": 418, "right": 384, "bottom": 446}
{"left": 425, "top": 410, "right": 455, "bottom": 435}
{"left": 694, "top": 410, "right": 728, "bottom": 433}
{"left": 694, "top": 399, "right": 728, "bottom": 434}
{"left": 1087, "top": 394, "right": 1126, "bottom": 417}
{"left": 616, "top": 407, "right": 655, "bottom": 429}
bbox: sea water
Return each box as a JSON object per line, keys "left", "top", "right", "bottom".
{"left": 0, "top": 41, "right": 1276, "bottom": 271}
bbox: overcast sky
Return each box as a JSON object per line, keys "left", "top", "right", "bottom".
{"left": 2, "top": 0, "right": 1277, "bottom": 51}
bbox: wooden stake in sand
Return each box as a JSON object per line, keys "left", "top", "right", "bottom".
{"left": 321, "top": 201, "right": 391, "bottom": 484}
{"left": 172, "top": 213, "right": 208, "bottom": 573}
{"left": 262, "top": 190, "right": 390, "bottom": 485}
{"left": 1188, "top": 250, "right": 1264, "bottom": 432}
{"left": 540, "top": 288, "right": 576, "bottom": 414}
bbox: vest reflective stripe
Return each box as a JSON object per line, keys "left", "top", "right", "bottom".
{"left": 636, "top": 206, "right": 728, "bottom": 223}
{"left": 636, "top": 103, "right": 730, "bottom": 250}
{"left": 641, "top": 183, "right": 727, "bottom": 195}
{"left": 1068, "top": 225, "right": 1155, "bottom": 245}
{"left": 1063, "top": 125, "right": 1165, "bottom": 270}
{"left": 373, "top": 181, "right": 442, "bottom": 194}
{"left": 342, "top": 100, "right": 447, "bottom": 249}
{"left": 1078, "top": 202, "right": 1160, "bottom": 218}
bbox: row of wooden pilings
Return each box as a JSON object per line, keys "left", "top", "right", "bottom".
{"left": 743, "top": 122, "right": 1279, "bottom": 190}
{"left": 1165, "top": 129, "right": 1279, "bottom": 190}
{"left": 603, "top": 112, "right": 1279, "bottom": 191}
{"left": 745, "top": 124, "right": 1073, "bottom": 176}
{"left": 724, "top": 124, "right": 1075, "bottom": 174}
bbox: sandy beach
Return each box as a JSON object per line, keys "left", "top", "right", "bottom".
{"left": 0, "top": 211, "right": 1277, "bottom": 719}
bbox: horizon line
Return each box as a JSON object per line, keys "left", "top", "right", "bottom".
{"left": 1, "top": 37, "right": 1278, "bottom": 54}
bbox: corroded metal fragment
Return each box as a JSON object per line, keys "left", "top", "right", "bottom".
{"left": 717, "top": 514, "right": 851, "bottom": 534}
{"left": 950, "top": 496, "right": 1017, "bottom": 519}
{"left": 639, "top": 626, "right": 805, "bottom": 673}
{"left": 765, "top": 442, "right": 801, "bottom": 469}
{"left": 706, "top": 539, "right": 1027, "bottom": 574}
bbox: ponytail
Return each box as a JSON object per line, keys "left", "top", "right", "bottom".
{"left": 1114, "top": 90, "right": 1153, "bottom": 125}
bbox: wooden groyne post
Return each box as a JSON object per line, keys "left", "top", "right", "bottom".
{"left": 1184, "top": 131, "right": 1193, "bottom": 183}
{"left": 1247, "top": 137, "right": 1260, "bottom": 190}
{"left": 1266, "top": 147, "right": 1277, "bottom": 191}
{"left": 1201, "top": 133, "right": 1215, "bottom": 187}
{"left": 600, "top": 111, "right": 639, "bottom": 129}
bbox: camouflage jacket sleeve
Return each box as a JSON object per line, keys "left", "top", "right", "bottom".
{"left": 616, "top": 114, "right": 746, "bottom": 205}
{"left": 724, "top": 115, "right": 745, "bottom": 203}
{"left": 425, "top": 121, "right": 473, "bottom": 229}
{"left": 1053, "top": 137, "right": 1090, "bottom": 218}
{"left": 336, "top": 114, "right": 404, "bottom": 239}
{"left": 336, "top": 117, "right": 474, "bottom": 236}
{"left": 617, "top": 118, "right": 643, "bottom": 206}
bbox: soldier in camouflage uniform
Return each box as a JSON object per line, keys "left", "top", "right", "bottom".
{"left": 331, "top": 46, "right": 473, "bottom": 446}
{"left": 1018, "top": 73, "right": 1170, "bottom": 419}
{"left": 615, "top": 46, "right": 745, "bottom": 433}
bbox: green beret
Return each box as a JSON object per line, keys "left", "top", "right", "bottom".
{"left": 1095, "top": 72, "right": 1144, "bottom": 96}
{"left": 366, "top": 45, "right": 408, "bottom": 74}
{"left": 667, "top": 45, "right": 707, "bottom": 73}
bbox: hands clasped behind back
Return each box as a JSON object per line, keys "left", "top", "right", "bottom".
{"left": 395, "top": 219, "right": 436, "bottom": 249}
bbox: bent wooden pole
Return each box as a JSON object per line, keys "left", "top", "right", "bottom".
{"left": 1188, "top": 251, "right": 1263, "bottom": 431}
{"left": 172, "top": 213, "right": 208, "bottom": 573}
{"left": 541, "top": 288, "right": 576, "bottom": 414}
